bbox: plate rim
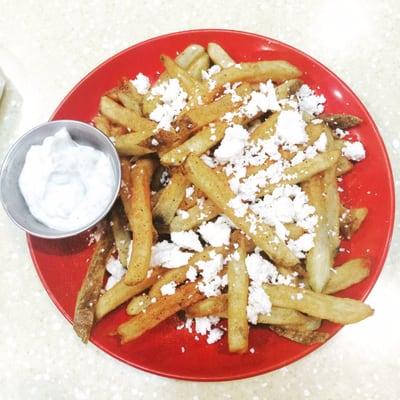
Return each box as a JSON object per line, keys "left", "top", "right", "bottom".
{"left": 27, "top": 28, "right": 396, "bottom": 381}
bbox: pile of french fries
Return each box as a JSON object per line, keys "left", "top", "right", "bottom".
{"left": 73, "top": 43, "right": 372, "bottom": 353}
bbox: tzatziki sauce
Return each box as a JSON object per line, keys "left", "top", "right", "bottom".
{"left": 18, "top": 127, "right": 115, "bottom": 231}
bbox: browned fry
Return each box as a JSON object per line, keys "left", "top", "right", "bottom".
{"left": 73, "top": 222, "right": 113, "bottom": 342}
{"left": 117, "top": 282, "right": 204, "bottom": 343}
{"left": 184, "top": 155, "right": 299, "bottom": 267}
{"left": 117, "top": 79, "right": 142, "bottom": 114}
{"left": 269, "top": 326, "right": 329, "bottom": 345}
{"left": 114, "top": 134, "right": 155, "bottom": 156}
{"left": 275, "top": 79, "right": 303, "bottom": 100}
{"left": 152, "top": 171, "right": 188, "bottom": 226}
{"left": 324, "top": 258, "right": 371, "bottom": 295}
{"left": 340, "top": 207, "right": 368, "bottom": 240}
{"left": 230, "top": 229, "right": 256, "bottom": 253}
{"left": 95, "top": 268, "right": 165, "bottom": 321}
{"left": 336, "top": 156, "right": 353, "bottom": 176}
{"left": 110, "top": 201, "right": 131, "bottom": 267}
{"left": 186, "top": 295, "right": 228, "bottom": 318}
{"left": 263, "top": 284, "right": 374, "bottom": 324}
{"left": 227, "top": 237, "right": 249, "bottom": 353}
{"left": 124, "top": 159, "right": 157, "bottom": 285}
{"left": 93, "top": 115, "right": 111, "bottom": 136}
{"left": 321, "top": 114, "right": 363, "bottom": 130}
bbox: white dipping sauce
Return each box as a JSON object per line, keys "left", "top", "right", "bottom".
{"left": 19, "top": 128, "right": 115, "bottom": 231}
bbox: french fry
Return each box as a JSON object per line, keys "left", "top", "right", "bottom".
{"left": 126, "top": 293, "right": 152, "bottom": 316}
{"left": 269, "top": 326, "right": 329, "bottom": 345}
{"left": 184, "top": 155, "right": 299, "bottom": 267}
{"left": 161, "top": 54, "right": 200, "bottom": 97}
{"left": 336, "top": 155, "right": 353, "bottom": 176}
{"left": 170, "top": 199, "right": 219, "bottom": 231}
{"left": 302, "top": 174, "right": 332, "bottom": 292}
{"left": 93, "top": 115, "right": 111, "bottom": 136}
{"left": 340, "top": 207, "right": 368, "bottom": 239}
{"left": 117, "top": 282, "right": 204, "bottom": 343}
{"left": 227, "top": 237, "right": 249, "bottom": 353}
{"left": 114, "top": 134, "right": 155, "bottom": 156}
{"left": 110, "top": 202, "right": 131, "bottom": 267}
{"left": 230, "top": 229, "right": 256, "bottom": 253}
{"left": 186, "top": 295, "right": 228, "bottom": 318}
{"left": 124, "top": 159, "right": 157, "bottom": 285}
{"left": 152, "top": 171, "right": 189, "bottom": 226}
{"left": 175, "top": 44, "right": 205, "bottom": 69}
{"left": 207, "top": 43, "right": 235, "bottom": 68}
{"left": 321, "top": 114, "right": 363, "bottom": 130}
{"left": 161, "top": 121, "right": 228, "bottom": 166}
{"left": 99, "top": 96, "right": 157, "bottom": 139}
{"left": 175, "top": 83, "right": 252, "bottom": 135}
{"left": 74, "top": 222, "right": 113, "bottom": 342}
{"left": 258, "top": 150, "right": 340, "bottom": 197}
{"left": 275, "top": 79, "right": 303, "bottom": 100}
{"left": 110, "top": 124, "right": 127, "bottom": 137}
{"left": 117, "top": 79, "right": 142, "bottom": 114}
{"left": 285, "top": 223, "right": 305, "bottom": 241}
{"left": 263, "top": 284, "right": 374, "bottom": 324}
{"left": 201, "top": 60, "right": 301, "bottom": 102}
{"left": 95, "top": 268, "right": 164, "bottom": 321}
{"left": 324, "top": 258, "right": 371, "bottom": 295}
{"left": 187, "top": 53, "right": 210, "bottom": 80}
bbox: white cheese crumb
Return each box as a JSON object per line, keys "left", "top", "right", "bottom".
{"left": 105, "top": 257, "right": 126, "bottom": 290}
{"left": 150, "top": 241, "right": 192, "bottom": 268}
{"left": 185, "top": 186, "right": 194, "bottom": 198}
{"left": 131, "top": 73, "right": 150, "bottom": 95}
{"left": 342, "top": 141, "right": 366, "bottom": 161}
{"left": 296, "top": 84, "right": 326, "bottom": 115}
{"left": 177, "top": 209, "right": 190, "bottom": 219}
{"left": 196, "top": 254, "right": 225, "bottom": 297}
{"left": 171, "top": 230, "right": 203, "bottom": 252}
{"left": 186, "top": 265, "right": 198, "bottom": 282}
{"left": 149, "top": 78, "right": 188, "bottom": 130}
{"left": 275, "top": 110, "right": 308, "bottom": 150}
{"left": 335, "top": 128, "right": 348, "bottom": 139}
{"left": 160, "top": 281, "right": 177, "bottom": 296}
{"left": 198, "top": 217, "right": 231, "bottom": 247}
{"left": 206, "top": 328, "right": 224, "bottom": 344}
{"left": 249, "top": 347, "right": 255, "bottom": 354}
{"left": 151, "top": 138, "right": 159, "bottom": 146}
{"left": 214, "top": 124, "right": 250, "bottom": 164}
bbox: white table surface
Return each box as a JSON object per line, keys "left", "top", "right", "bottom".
{"left": 0, "top": 1, "right": 399, "bottom": 399}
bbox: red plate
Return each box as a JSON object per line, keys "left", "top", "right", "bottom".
{"left": 27, "top": 30, "right": 395, "bottom": 381}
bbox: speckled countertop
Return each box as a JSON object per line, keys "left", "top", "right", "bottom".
{"left": 0, "top": 1, "right": 399, "bottom": 399}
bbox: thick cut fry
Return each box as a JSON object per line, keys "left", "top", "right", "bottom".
{"left": 270, "top": 326, "right": 329, "bottom": 345}
{"left": 117, "top": 80, "right": 142, "bottom": 114}
{"left": 187, "top": 53, "right": 210, "bottom": 80}
{"left": 186, "top": 295, "right": 228, "bottom": 318}
{"left": 161, "top": 54, "right": 200, "bottom": 97}
{"left": 263, "top": 284, "right": 374, "bottom": 324}
{"left": 336, "top": 156, "right": 353, "bottom": 176}
{"left": 227, "top": 239, "right": 249, "bottom": 353}
{"left": 258, "top": 150, "right": 340, "bottom": 197}
{"left": 126, "top": 293, "right": 151, "bottom": 315}
{"left": 152, "top": 171, "right": 188, "bottom": 226}
{"left": 175, "top": 44, "right": 205, "bottom": 69}
{"left": 302, "top": 175, "right": 332, "bottom": 292}
{"left": 117, "top": 282, "right": 204, "bottom": 343}
{"left": 184, "top": 155, "right": 299, "bottom": 267}
{"left": 321, "top": 114, "right": 363, "bottom": 130}
{"left": 170, "top": 199, "right": 219, "bottom": 231}
{"left": 114, "top": 134, "right": 154, "bottom": 156}
{"left": 95, "top": 268, "right": 164, "bottom": 321}
{"left": 324, "top": 258, "right": 371, "bottom": 295}
{"left": 74, "top": 223, "right": 113, "bottom": 342}
{"left": 99, "top": 96, "right": 157, "bottom": 138}
{"left": 201, "top": 60, "right": 301, "bottom": 102}
{"left": 340, "top": 207, "right": 368, "bottom": 239}
{"left": 161, "top": 121, "right": 228, "bottom": 166}
{"left": 275, "top": 79, "right": 303, "bottom": 100}
{"left": 93, "top": 115, "right": 111, "bottom": 136}
{"left": 175, "top": 83, "right": 252, "bottom": 135}
{"left": 207, "top": 43, "right": 235, "bottom": 68}
{"left": 110, "top": 202, "right": 131, "bottom": 267}
{"left": 124, "top": 159, "right": 156, "bottom": 285}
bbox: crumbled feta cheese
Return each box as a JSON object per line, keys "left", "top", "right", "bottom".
{"left": 275, "top": 110, "right": 308, "bottom": 150}
{"left": 335, "top": 128, "right": 348, "bottom": 139}
{"left": 342, "top": 141, "right": 366, "bottom": 161}
{"left": 185, "top": 186, "right": 194, "bottom": 198}
{"left": 227, "top": 196, "right": 249, "bottom": 217}
{"left": 160, "top": 281, "right": 177, "bottom": 295}
{"left": 160, "top": 170, "right": 170, "bottom": 186}
{"left": 201, "top": 65, "right": 221, "bottom": 81}
{"left": 201, "top": 154, "right": 218, "bottom": 168}
{"left": 296, "top": 84, "right": 326, "bottom": 115}
{"left": 214, "top": 124, "right": 250, "bottom": 164}
{"left": 313, "top": 132, "right": 327, "bottom": 152}
{"left": 198, "top": 217, "right": 231, "bottom": 247}
{"left": 149, "top": 78, "right": 188, "bottom": 130}
{"left": 131, "top": 73, "right": 150, "bottom": 95}
{"left": 196, "top": 254, "right": 226, "bottom": 297}
{"left": 171, "top": 230, "right": 203, "bottom": 252}
{"left": 287, "top": 233, "right": 315, "bottom": 259}
{"left": 151, "top": 138, "right": 159, "bottom": 146}
{"left": 177, "top": 209, "right": 190, "bottom": 219}
{"left": 206, "top": 328, "right": 224, "bottom": 344}
{"left": 150, "top": 241, "right": 192, "bottom": 268}
{"left": 186, "top": 265, "right": 198, "bottom": 282}
{"left": 105, "top": 257, "right": 126, "bottom": 290}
